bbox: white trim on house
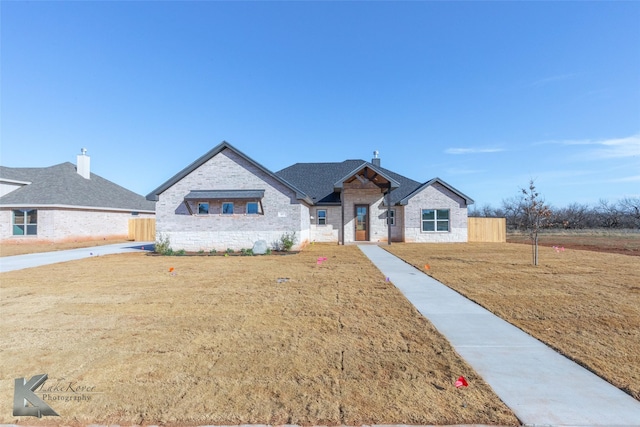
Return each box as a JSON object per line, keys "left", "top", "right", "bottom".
{"left": 0, "top": 203, "right": 155, "bottom": 214}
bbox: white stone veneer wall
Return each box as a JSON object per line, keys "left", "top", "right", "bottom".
{"left": 155, "top": 148, "right": 309, "bottom": 252}
{"left": 402, "top": 183, "right": 468, "bottom": 242}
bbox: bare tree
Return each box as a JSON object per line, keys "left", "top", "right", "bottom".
{"left": 618, "top": 197, "right": 640, "bottom": 228}
{"left": 520, "top": 180, "right": 552, "bottom": 266}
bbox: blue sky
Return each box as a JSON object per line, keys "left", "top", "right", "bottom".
{"left": 2, "top": 1, "right": 639, "bottom": 209}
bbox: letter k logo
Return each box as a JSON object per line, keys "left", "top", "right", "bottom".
{"left": 13, "top": 374, "right": 59, "bottom": 417}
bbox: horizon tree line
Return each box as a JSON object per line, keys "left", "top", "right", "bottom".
{"left": 470, "top": 195, "right": 640, "bottom": 231}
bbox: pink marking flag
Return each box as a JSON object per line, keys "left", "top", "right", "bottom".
{"left": 455, "top": 376, "right": 468, "bottom": 388}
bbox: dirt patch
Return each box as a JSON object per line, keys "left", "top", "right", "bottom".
{"left": 385, "top": 242, "right": 640, "bottom": 401}
{"left": 507, "top": 230, "right": 640, "bottom": 256}
{"left": 0, "top": 244, "right": 517, "bottom": 426}
{"left": 0, "top": 237, "right": 131, "bottom": 257}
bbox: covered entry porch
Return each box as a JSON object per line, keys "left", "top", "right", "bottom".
{"left": 335, "top": 164, "right": 400, "bottom": 245}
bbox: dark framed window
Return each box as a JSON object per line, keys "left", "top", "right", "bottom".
{"left": 386, "top": 209, "right": 396, "bottom": 226}
{"left": 422, "top": 209, "right": 450, "bottom": 232}
{"left": 222, "top": 202, "right": 234, "bottom": 214}
{"left": 198, "top": 202, "right": 209, "bottom": 215}
{"left": 246, "top": 202, "right": 259, "bottom": 214}
{"left": 317, "top": 209, "right": 327, "bottom": 225}
{"left": 13, "top": 209, "right": 37, "bottom": 236}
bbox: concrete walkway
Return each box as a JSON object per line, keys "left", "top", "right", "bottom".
{"left": 359, "top": 245, "right": 640, "bottom": 427}
{"left": 0, "top": 242, "right": 154, "bottom": 273}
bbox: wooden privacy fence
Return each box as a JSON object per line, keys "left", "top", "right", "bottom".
{"left": 468, "top": 217, "right": 506, "bottom": 243}
{"left": 128, "top": 218, "right": 156, "bottom": 241}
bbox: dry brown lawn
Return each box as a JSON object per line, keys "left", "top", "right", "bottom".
{"left": 0, "top": 238, "right": 130, "bottom": 257}
{"left": 0, "top": 244, "right": 517, "bottom": 426}
{"left": 385, "top": 242, "right": 640, "bottom": 401}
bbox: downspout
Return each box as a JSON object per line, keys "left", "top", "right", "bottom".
{"left": 340, "top": 190, "right": 345, "bottom": 245}
{"left": 387, "top": 183, "right": 392, "bottom": 245}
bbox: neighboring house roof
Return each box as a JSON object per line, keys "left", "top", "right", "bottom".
{"left": 146, "top": 141, "right": 313, "bottom": 204}
{"left": 0, "top": 163, "right": 156, "bottom": 212}
{"left": 276, "top": 160, "right": 425, "bottom": 205}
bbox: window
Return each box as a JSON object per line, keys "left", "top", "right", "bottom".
{"left": 422, "top": 209, "right": 450, "bottom": 232}
{"left": 13, "top": 209, "right": 37, "bottom": 236}
{"left": 198, "top": 202, "right": 209, "bottom": 215}
{"left": 386, "top": 209, "right": 396, "bottom": 226}
{"left": 222, "top": 202, "right": 234, "bottom": 214}
{"left": 317, "top": 209, "right": 327, "bottom": 225}
{"left": 246, "top": 202, "right": 259, "bottom": 214}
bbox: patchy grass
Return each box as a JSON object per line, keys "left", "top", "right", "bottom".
{"left": 0, "top": 238, "right": 130, "bottom": 257}
{"left": 0, "top": 244, "right": 517, "bottom": 426}
{"left": 385, "top": 242, "right": 640, "bottom": 401}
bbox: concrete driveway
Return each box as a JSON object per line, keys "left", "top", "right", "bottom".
{"left": 0, "top": 242, "right": 155, "bottom": 273}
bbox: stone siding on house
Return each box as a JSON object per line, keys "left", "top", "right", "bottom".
{"left": 402, "top": 183, "right": 469, "bottom": 242}
{"left": 309, "top": 206, "right": 341, "bottom": 242}
{"left": 155, "top": 148, "right": 310, "bottom": 251}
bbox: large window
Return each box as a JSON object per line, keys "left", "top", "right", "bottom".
{"left": 13, "top": 209, "right": 37, "bottom": 236}
{"left": 317, "top": 209, "right": 327, "bottom": 225}
{"left": 222, "top": 202, "right": 234, "bottom": 214}
{"left": 422, "top": 209, "right": 449, "bottom": 232}
{"left": 386, "top": 209, "right": 396, "bottom": 226}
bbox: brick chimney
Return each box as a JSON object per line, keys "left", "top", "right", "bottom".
{"left": 372, "top": 150, "right": 381, "bottom": 167}
{"left": 77, "top": 148, "right": 90, "bottom": 179}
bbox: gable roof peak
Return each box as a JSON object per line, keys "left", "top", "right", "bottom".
{"left": 146, "top": 141, "right": 312, "bottom": 204}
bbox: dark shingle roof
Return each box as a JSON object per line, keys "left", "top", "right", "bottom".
{"left": 0, "top": 163, "right": 156, "bottom": 212}
{"left": 275, "top": 160, "right": 423, "bottom": 205}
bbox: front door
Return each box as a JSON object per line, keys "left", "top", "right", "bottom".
{"left": 355, "top": 205, "right": 369, "bottom": 241}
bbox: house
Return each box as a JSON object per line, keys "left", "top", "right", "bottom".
{"left": 146, "top": 141, "right": 473, "bottom": 251}
{"left": 0, "top": 149, "right": 155, "bottom": 242}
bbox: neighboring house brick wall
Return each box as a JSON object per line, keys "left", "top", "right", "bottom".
{"left": 0, "top": 207, "right": 152, "bottom": 241}
{"left": 403, "top": 183, "right": 469, "bottom": 242}
{"left": 155, "top": 149, "right": 309, "bottom": 251}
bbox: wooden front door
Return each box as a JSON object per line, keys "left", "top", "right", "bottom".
{"left": 355, "top": 205, "right": 369, "bottom": 241}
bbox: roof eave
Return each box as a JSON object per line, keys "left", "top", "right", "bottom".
{"left": 399, "top": 177, "right": 475, "bottom": 205}
{"left": 0, "top": 203, "right": 155, "bottom": 214}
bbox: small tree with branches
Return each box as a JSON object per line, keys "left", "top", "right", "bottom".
{"left": 520, "top": 179, "right": 552, "bottom": 266}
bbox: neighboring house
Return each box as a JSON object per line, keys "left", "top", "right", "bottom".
{"left": 147, "top": 141, "right": 473, "bottom": 251}
{"left": 0, "top": 150, "right": 155, "bottom": 242}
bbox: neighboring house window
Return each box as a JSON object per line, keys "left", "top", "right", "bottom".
{"left": 198, "top": 202, "right": 209, "bottom": 215}
{"left": 386, "top": 209, "right": 396, "bottom": 226}
{"left": 13, "top": 209, "right": 37, "bottom": 236}
{"left": 246, "top": 202, "right": 259, "bottom": 214}
{"left": 222, "top": 202, "right": 234, "bottom": 214}
{"left": 317, "top": 209, "right": 327, "bottom": 225}
{"left": 422, "top": 209, "right": 450, "bottom": 232}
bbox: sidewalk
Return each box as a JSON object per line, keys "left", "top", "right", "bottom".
{"left": 0, "top": 242, "right": 154, "bottom": 273}
{"left": 358, "top": 245, "right": 640, "bottom": 427}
